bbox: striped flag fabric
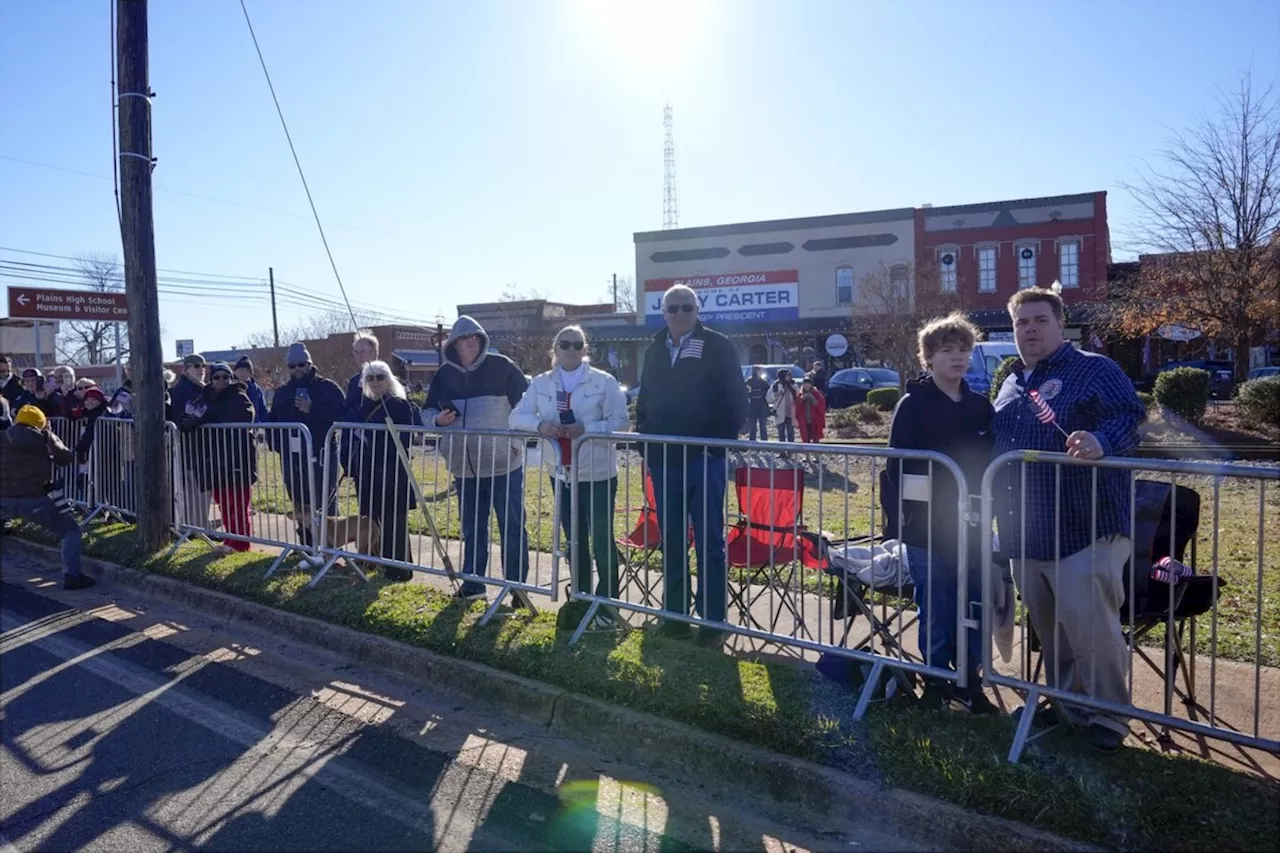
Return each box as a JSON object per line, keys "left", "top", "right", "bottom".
{"left": 1028, "top": 389, "right": 1057, "bottom": 425}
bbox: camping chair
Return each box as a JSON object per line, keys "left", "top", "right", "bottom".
{"left": 614, "top": 464, "right": 692, "bottom": 609}
{"left": 724, "top": 466, "right": 827, "bottom": 637}
{"left": 820, "top": 469, "right": 921, "bottom": 664}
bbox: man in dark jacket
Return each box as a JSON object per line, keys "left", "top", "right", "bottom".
{"left": 636, "top": 284, "right": 747, "bottom": 642}
{"left": 234, "top": 356, "right": 269, "bottom": 423}
{"left": 884, "top": 312, "right": 995, "bottom": 713}
{"left": 744, "top": 366, "right": 770, "bottom": 441}
{"left": 12, "top": 369, "right": 61, "bottom": 417}
{"left": 0, "top": 355, "right": 23, "bottom": 407}
{"left": 340, "top": 331, "right": 380, "bottom": 473}
{"left": 422, "top": 317, "right": 530, "bottom": 602}
{"left": 808, "top": 359, "right": 829, "bottom": 395}
{"left": 0, "top": 405, "right": 94, "bottom": 589}
{"left": 170, "top": 354, "right": 212, "bottom": 528}
{"left": 269, "top": 342, "right": 345, "bottom": 552}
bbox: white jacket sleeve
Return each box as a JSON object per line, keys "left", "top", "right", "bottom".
{"left": 508, "top": 377, "right": 545, "bottom": 432}
{"left": 586, "top": 375, "right": 631, "bottom": 434}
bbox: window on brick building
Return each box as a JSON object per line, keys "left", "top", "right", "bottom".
{"left": 977, "top": 245, "right": 997, "bottom": 292}
{"left": 836, "top": 266, "right": 854, "bottom": 304}
{"left": 1058, "top": 240, "right": 1081, "bottom": 288}
{"left": 936, "top": 248, "right": 958, "bottom": 292}
{"left": 1017, "top": 243, "right": 1038, "bottom": 289}
{"left": 890, "top": 264, "right": 909, "bottom": 300}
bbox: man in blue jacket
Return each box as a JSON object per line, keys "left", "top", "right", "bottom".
{"left": 422, "top": 317, "right": 530, "bottom": 604}
{"left": 992, "top": 287, "right": 1145, "bottom": 754}
{"left": 234, "top": 356, "right": 269, "bottom": 422}
{"left": 269, "top": 342, "right": 345, "bottom": 552}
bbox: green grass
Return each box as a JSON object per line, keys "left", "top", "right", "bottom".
{"left": 251, "top": 444, "right": 1279, "bottom": 666}
{"left": 13, "top": 520, "right": 1278, "bottom": 852}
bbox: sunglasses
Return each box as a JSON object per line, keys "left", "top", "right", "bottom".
{"left": 665, "top": 303, "right": 696, "bottom": 314}
{"left": 288, "top": 362, "right": 310, "bottom": 369}
{"left": 365, "top": 374, "right": 388, "bottom": 382}
{"left": 212, "top": 373, "right": 231, "bottom": 381}
{"left": 557, "top": 340, "right": 584, "bottom": 351}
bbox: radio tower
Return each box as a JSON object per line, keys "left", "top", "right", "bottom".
{"left": 663, "top": 103, "right": 679, "bottom": 229}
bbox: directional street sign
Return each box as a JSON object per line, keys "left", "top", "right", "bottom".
{"left": 6, "top": 286, "right": 129, "bottom": 323}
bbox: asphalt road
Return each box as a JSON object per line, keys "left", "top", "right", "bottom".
{"left": 0, "top": 562, "right": 903, "bottom": 853}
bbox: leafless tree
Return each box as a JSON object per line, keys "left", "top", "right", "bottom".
{"left": 608, "top": 276, "right": 636, "bottom": 313}
{"left": 55, "top": 253, "right": 129, "bottom": 366}
{"left": 1109, "top": 74, "right": 1280, "bottom": 380}
{"left": 847, "top": 261, "right": 966, "bottom": 389}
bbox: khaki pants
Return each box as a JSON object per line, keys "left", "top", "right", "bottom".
{"left": 1015, "top": 535, "right": 1131, "bottom": 735}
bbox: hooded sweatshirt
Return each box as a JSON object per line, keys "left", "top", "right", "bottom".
{"left": 422, "top": 316, "right": 529, "bottom": 478}
{"left": 883, "top": 375, "right": 993, "bottom": 566}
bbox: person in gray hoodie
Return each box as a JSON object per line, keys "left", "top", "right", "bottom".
{"left": 422, "top": 316, "right": 531, "bottom": 602}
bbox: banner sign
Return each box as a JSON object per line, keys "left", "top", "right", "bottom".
{"left": 644, "top": 269, "right": 799, "bottom": 326}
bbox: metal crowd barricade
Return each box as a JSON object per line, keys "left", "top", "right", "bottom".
{"left": 309, "top": 422, "right": 561, "bottom": 624}
{"left": 165, "top": 421, "right": 321, "bottom": 575}
{"left": 980, "top": 450, "right": 1280, "bottom": 763}
{"left": 567, "top": 432, "right": 974, "bottom": 717}
{"left": 88, "top": 416, "right": 139, "bottom": 522}
{"left": 45, "top": 416, "right": 98, "bottom": 519}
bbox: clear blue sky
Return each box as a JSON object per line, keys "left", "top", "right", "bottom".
{"left": 2, "top": 0, "right": 1278, "bottom": 355}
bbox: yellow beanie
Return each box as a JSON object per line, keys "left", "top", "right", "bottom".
{"left": 15, "top": 404, "right": 47, "bottom": 430}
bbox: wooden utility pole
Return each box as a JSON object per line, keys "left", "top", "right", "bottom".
{"left": 269, "top": 267, "right": 280, "bottom": 347}
{"left": 117, "top": 0, "right": 168, "bottom": 553}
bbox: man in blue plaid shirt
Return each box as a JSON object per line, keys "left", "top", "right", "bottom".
{"left": 992, "top": 288, "right": 1145, "bottom": 754}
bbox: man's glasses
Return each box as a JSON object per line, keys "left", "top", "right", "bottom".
{"left": 665, "top": 303, "right": 696, "bottom": 314}
{"left": 211, "top": 373, "right": 231, "bottom": 382}
{"left": 557, "top": 340, "right": 584, "bottom": 351}
{"left": 288, "top": 362, "right": 309, "bottom": 369}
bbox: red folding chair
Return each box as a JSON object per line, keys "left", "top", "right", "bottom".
{"left": 725, "top": 466, "right": 828, "bottom": 635}
{"left": 615, "top": 466, "right": 692, "bottom": 609}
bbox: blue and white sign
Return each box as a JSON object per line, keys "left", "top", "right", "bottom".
{"left": 644, "top": 270, "right": 800, "bottom": 326}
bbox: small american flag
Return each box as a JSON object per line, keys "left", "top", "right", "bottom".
{"left": 556, "top": 390, "right": 570, "bottom": 412}
{"left": 678, "top": 339, "right": 704, "bottom": 360}
{"left": 1028, "top": 389, "right": 1070, "bottom": 437}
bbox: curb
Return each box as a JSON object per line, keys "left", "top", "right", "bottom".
{"left": 4, "top": 537, "right": 1098, "bottom": 853}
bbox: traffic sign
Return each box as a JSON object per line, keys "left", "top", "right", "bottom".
{"left": 824, "top": 333, "right": 849, "bottom": 358}
{"left": 7, "top": 286, "right": 128, "bottom": 322}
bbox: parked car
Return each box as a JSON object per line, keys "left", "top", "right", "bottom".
{"left": 1139, "top": 359, "right": 1237, "bottom": 399}
{"left": 826, "top": 367, "right": 901, "bottom": 409}
{"left": 1247, "top": 366, "right": 1279, "bottom": 381}
{"left": 740, "top": 364, "right": 808, "bottom": 386}
{"left": 965, "top": 342, "right": 1020, "bottom": 397}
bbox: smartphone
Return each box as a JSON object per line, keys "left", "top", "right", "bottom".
{"left": 295, "top": 387, "right": 310, "bottom": 404}
{"left": 559, "top": 410, "right": 577, "bottom": 425}
{"left": 439, "top": 400, "right": 458, "bottom": 416}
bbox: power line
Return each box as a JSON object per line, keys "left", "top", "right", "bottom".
{"left": 0, "top": 154, "right": 416, "bottom": 241}
{"left": 238, "top": 0, "right": 356, "bottom": 329}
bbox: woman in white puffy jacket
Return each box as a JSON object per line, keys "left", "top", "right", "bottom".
{"left": 509, "top": 325, "right": 631, "bottom": 614}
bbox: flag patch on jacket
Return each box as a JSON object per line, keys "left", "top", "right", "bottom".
{"left": 678, "top": 339, "right": 704, "bottom": 360}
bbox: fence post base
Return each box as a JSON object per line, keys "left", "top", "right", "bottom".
{"left": 79, "top": 505, "right": 106, "bottom": 529}
{"left": 164, "top": 529, "right": 194, "bottom": 560}
{"left": 568, "top": 600, "right": 600, "bottom": 646}
{"left": 478, "top": 587, "right": 511, "bottom": 626}
{"left": 264, "top": 548, "right": 294, "bottom": 580}
{"left": 304, "top": 555, "right": 341, "bottom": 589}
{"left": 853, "top": 660, "right": 886, "bottom": 721}
{"left": 1008, "top": 685, "right": 1042, "bottom": 764}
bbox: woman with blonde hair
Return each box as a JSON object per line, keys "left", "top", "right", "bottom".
{"left": 510, "top": 325, "right": 629, "bottom": 629}
{"left": 351, "top": 360, "right": 417, "bottom": 581}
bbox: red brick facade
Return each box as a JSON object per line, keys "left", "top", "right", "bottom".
{"left": 914, "top": 191, "right": 1110, "bottom": 314}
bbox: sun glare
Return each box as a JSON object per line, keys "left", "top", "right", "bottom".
{"left": 569, "top": 0, "right": 710, "bottom": 78}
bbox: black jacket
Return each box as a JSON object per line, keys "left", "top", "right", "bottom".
{"left": 636, "top": 322, "right": 747, "bottom": 456}
{"left": 0, "top": 375, "right": 22, "bottom": 407}
{"left": 884, "top": 375, "right": 993, "bottom": 566}
{"left": 269, "top": 368, "right": 345, "bottom": 458}
{"left": 745, "top": 375, "right": 770, "bottom": 417}
{"left": 179, "top": 380, "right": 258, "bottom": 490}
{"left": 353, "top": 394, "right": 419, "bottom": 516}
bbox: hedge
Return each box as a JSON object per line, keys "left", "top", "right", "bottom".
{"left": 1236, "top": 376, "right": 1280, "bottom": 431}
{"left": 1154, "top": 367, "right": 1210, "bottom": 424}
{"left": 866, "top": 387, "right": 900, "bottom": 411}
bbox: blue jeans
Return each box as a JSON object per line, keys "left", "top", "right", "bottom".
{"left": 748, "top": 416, "right": 769, "bottom": 441}
{"left": 904, "top": 544, "right": 981, "bottom": 681}
{"left": 776, "top": 420, "right": 795, "bottom": 443}
{"left": 456, "top": 468, "right": 530, "bottom": 596}
{"left": 0, "top": 496, "right": 84, "bottom": 578}
{"left": 648, "top": 449, "right": 728, "bottom": 622}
